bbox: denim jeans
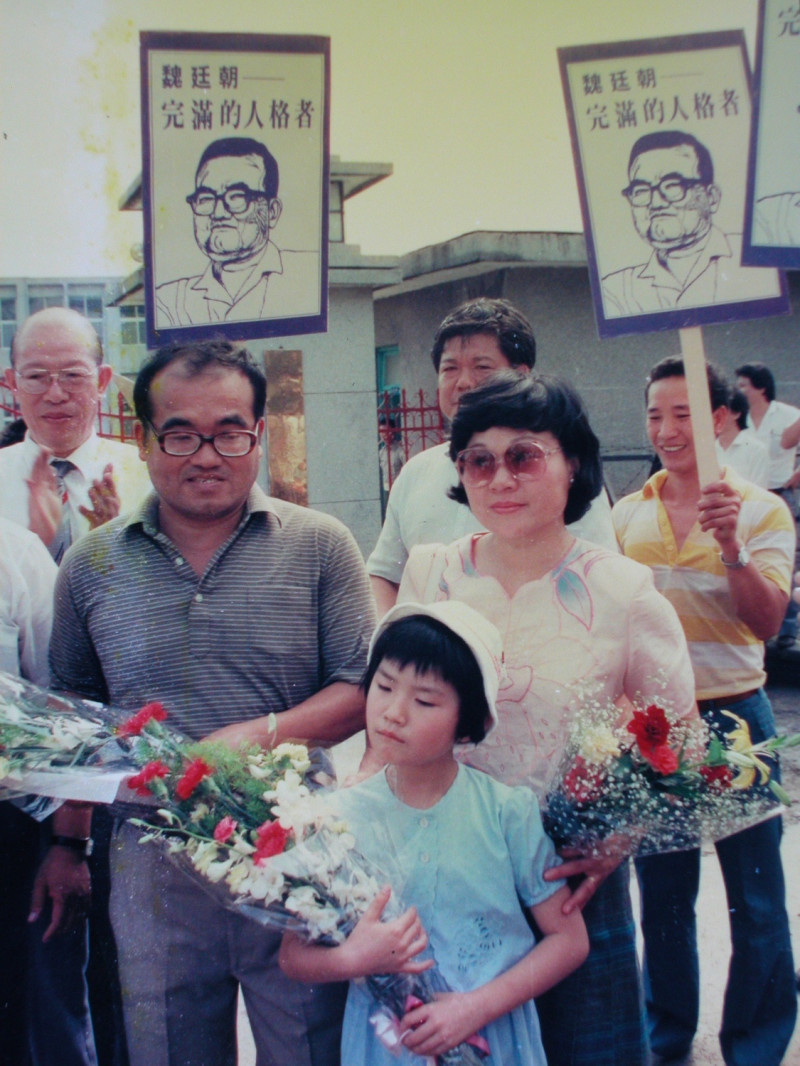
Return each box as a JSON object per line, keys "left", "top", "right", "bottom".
{"left": 636, "top": 689, "right": 797, "bottom": 1066}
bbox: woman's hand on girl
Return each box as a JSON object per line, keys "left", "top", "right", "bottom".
{"left": 342, "top": 884, "right": 432, "bottom": 977}
{"left": 543, "top": 833, "right": 631, "bottom": 913}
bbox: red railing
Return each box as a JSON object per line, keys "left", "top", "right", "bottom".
{"left": 0, "top": 383, "right": 137, "bottom": 444}
{"left": 377, "top": 388, "right": 446, "bottom": 493}
{"left": 1, "top": 382, "right": 443, "bottom": 480}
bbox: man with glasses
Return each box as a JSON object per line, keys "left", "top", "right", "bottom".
{"left": 1, "top": 306, "right": 151, "bottom": 559}
{"left": 601, "top": 130, "right": 777, "bottom": 316}
{"left": 50, "top": 338, "right": 375, "bottom": 1066}
{"left": 367, "top": 298, "right": 617, "bottom": 617}
{"left": 155, "top": 136, "right": 319, "bottom": 328}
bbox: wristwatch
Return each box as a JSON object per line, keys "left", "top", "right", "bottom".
{"left": 50, "top": 835, "right": 94, "bottom": 857}
{"left": 720, "top": 545, "right": 750, "bottom": 570}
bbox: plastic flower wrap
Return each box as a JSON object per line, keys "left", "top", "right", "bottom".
{"left": 0, "top": 673, "right": 487, "bottom": 1065}
{"left": 543, "top": 698, "right": 799, "bottom": 857}
{"left": 0, "top": 670, "right": 148, "bottom": 817}
{"left": 127, "top": 734, "right": 489, "bottom": 1065}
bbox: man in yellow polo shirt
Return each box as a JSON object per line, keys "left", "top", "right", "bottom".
{"left": 612, "top": 356, "right": 796, "bottom": 1066}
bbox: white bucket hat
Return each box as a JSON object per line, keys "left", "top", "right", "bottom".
{"left": 369, "top": 600, "right": 504, "bottom": 735}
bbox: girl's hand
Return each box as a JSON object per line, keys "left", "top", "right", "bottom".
{"left": 543, "top": 832, "right": 631, "bottom": 913}
{"left": 401, "top": 990, "right": 481, "bottom": 1057}
{"left": 342, "top": 885, "right": 432, "bottom": 977}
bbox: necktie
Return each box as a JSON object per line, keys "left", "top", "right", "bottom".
{"left": 48, "top": 458, "right": 75, "bottom": 563}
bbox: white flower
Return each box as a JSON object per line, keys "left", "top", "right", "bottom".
{"left": 156, "top": 808, "right": 180, "bottom": 827}
{"left": 273, "top": 743, "right": 311, "bottom": 774}
{"left": 247, "top": 755, "right": 275, "bottom": 781}
{"left": 285, "top": 884, "right": 317, "bottom": 910}
{"left": 39, "top": 716, "right": 103, "bottom": 751}
{"left": 230, "top": 835, "right": 256, "bottom": 856}
{"left": 239, "top": 863, "right": 285, "bottom": 903}
{"left": 191, "top": 840, "right": 222, "bottom": 875}
{"left": 205, "top": 858, "right": 234, "bottom": 884}
{"left": 579, "top": 725, "right": 621, "bottom": 765}
{"left": 265, "top": 773, "right": 318, "bottom": 838}
{"left": 189, "top": 803, "right": 210, "bottom": 825}
{"left": 324, "top": 865, "right": 382, "bottom": 918}
{"left": 262, "top": 768, "right": 304, "bottom": 801}
{"left": 285, "top": 886, "right": 343, "bottom": 941}
{"left": 225, "top": 860, "right": 252, "bottom": 894}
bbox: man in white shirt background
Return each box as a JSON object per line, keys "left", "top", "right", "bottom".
{"left": 716, "top": 388, "right": 769, "bottom": 489}
{"left": 366, "top": 297, "right": 618, "bottom": 617}
{"left": 736, "top": 362, "right": 800, "bottom": 652}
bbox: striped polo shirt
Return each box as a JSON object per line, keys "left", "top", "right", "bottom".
{"left": 612, "top": 468, "right": 795, "bottom": 700}
{"left": 50, "top": 487, "right": 376, "bottom": 738}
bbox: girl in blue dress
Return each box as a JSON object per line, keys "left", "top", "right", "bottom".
{"left": 280, "top": 600, "right": 589, "bottom": 1065}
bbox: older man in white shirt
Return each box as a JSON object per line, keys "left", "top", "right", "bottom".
{"left": 1, "top": 305, "right": 149, "bottom": 1066}
{"left": 1, "top": 307, "right": 151, "bottom": 558}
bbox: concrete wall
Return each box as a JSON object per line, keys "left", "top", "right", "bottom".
{"left": 375, "top": 265, "right": 800, "bottom": 501}
{"left": 260, "top": 285, "right": 382, "bottom": 557}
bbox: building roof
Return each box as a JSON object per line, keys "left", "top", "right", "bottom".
{"left": 118, "top": 155, "right": 393, "bottom": 211}
{"left": 374, "top": 230, "right": 587, "bottom": 299}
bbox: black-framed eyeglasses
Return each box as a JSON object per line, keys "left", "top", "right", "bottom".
{"left": 147, "top": 421, "right": 259, "bottom": 458}
{"left": 185, "top": 186, "right": 266, "bottom": 216}
{"left": 622, "top": 174, "right": 706, "bottom": 208}
{"left": 456, "top": 441, "right": 562, "bottom": 487}
{"left": 16, "top": 368, "right": 97, "bottom": 394}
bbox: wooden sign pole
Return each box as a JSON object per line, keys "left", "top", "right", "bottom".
{"left": 679, "top": 326, "right": 720, "bottom": 487}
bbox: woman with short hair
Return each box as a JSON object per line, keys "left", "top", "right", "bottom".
{"left": 398, "top": 370, "right": 699, "bottom": 1066}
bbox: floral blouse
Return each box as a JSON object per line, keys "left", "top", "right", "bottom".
{"left": 399, "top": 535, "right": 696, "bottom": 794}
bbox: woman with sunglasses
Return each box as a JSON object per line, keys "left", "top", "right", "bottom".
{"left": 397, "top": 370, "right": 698, "bottom": 1066}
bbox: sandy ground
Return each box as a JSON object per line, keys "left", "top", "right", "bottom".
{"left": 236, "top": 674, "right": 800, "bottom": 1066}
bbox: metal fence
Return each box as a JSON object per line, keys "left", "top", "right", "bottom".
{"left": 375, "top": 386, "right": 654, "bottom": 508}
{"left": 377, "top": 388, "right": 446, "bottom": 495}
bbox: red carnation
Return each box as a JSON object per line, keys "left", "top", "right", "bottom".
{"left": 647, "top": 745, "right": 679, "bottom": 775}
{"left": 175, "top": 758, "right": 213, "bottom": 800}
{"left": 254, "top": 820, "right": 291, "bottom": 864}
{"left": 213, "top": 816, "right": 238, "bottom": 843}
{"left": 627, "top": 704, "right": 671, "bottom": 759}
{"left": 117, "top": 701, "right": 167, "bottom": 738}
{"left": 562, "top": 755, "right": 605, "bottom": 804}
{"left": 700, "top": 764, "right": 733, "bottom": 790}
{"left": 126, "top": 760, "right": 170, "bottom": 796}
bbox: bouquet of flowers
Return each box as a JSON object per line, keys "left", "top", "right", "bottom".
{"left": 122, "top": 711, "right": 490, "bottom": 1064}
{"left": 0, "top": 673, "right": 488, "bottom": 1065}
{"left": 0, "top": 671, "right": 145, "bottom": 816}
{"left": 543, "top": 699, "right": 798, "bottom": 857}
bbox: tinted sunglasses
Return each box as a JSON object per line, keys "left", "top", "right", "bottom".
{"left": 456, "top": 441, "right": 562, "bottom": 487}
